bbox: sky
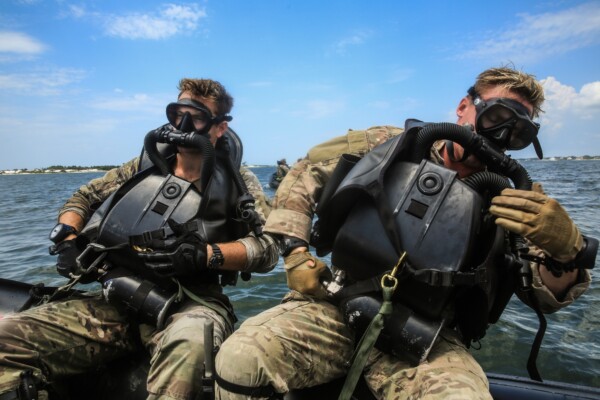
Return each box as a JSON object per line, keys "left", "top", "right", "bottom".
{"left": 1, "top": 0, "right": 599, "bottom": 170}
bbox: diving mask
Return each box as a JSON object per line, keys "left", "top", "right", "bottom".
{"left": 468, "top": 87, "right": 543, "bottom": 159}
{"left": 166, "top": 98, "right": 232, "bottom": 135}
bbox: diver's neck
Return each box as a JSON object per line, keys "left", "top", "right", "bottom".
{"left": 174, "top": 152, "right": 204, "bottom": 183}
{"left": 441, "top": 143, "right": 483, "bottom": 179}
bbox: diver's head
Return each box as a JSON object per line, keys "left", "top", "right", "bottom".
{"left": 454, "top": 67, "right": 545, "bottom": 161}
{"left": 166, "top": 79, "right": 233, "bottom": 147}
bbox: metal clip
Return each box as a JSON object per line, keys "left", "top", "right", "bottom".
{"left": 76, "top": 242, "right": 108, "bottom": 275}
{"left": 381, "top": 251, "right": 407, "bottom": 292}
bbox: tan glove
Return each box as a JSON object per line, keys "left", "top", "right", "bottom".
{"left": 284, "top": 251, "right": 332, "bottom": 298}
{"left": 489, "top": 183, "right": 583, "bottom": 262}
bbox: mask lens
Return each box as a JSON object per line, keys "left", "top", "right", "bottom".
{"left": 508, "top": 119, "right": 538, "bottom": 150}
{"left": 166, "top": 100, "right": 214, "bottom": 133}
{"left": 475, "top": 100, "right": 539, "bottom": 150}
{"left": 167, "top": 106, "right": 210, "bottom": 131}
{"left": 478, "top": 104, "right": 513, "bottom": 130}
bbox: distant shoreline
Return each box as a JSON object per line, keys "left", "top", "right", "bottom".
{"left": 0, "top": 169, "right": 106, "bottom": 176}
{"left": 1, "top": 157, "right": 598, "bottom": 175}
{"left": 0, "top": 164, "right": 275, "bottom": 175}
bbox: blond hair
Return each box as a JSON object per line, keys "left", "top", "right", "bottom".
{"left": 177, "top": 78, "right": 234, "bottom": 116}
{"left": 473, "top": 67, "right": 545, "bottom": 118}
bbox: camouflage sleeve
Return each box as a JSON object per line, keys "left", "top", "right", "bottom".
{"left": 58, "top": 157, "right": 140, "bottom": 222}
{"left": 264, "top": 125, "right": 403, "bottom": 242}
{"left": 240, "top": 166, "right": 271, "bottom": 222}
{"left": 235, "top": 167, "right": 279, "bottom": 273}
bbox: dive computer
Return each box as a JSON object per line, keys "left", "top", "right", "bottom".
{"left": 49, "top": 223, "right": 78, "bottom": 244}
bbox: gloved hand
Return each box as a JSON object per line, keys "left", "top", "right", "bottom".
{"left": 50, "top": 239, "right": 98, "bottom": 283}
{"left": 284, "top": 251, "right": 332, "bottom": 298}
{"left": 138, "top": 238, "right": 207, "bottom": 277}
{"left": 489, "top": 183, "right": 583, "bottom": 263}
{"left": 50, "top": 239, "right": 82, "bottom": 278}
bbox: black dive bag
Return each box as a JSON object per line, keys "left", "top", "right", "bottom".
{"left": 312, "top": 120, "right": 533, "bottom": 365}
{"left": 77, "top": 127, "right": 253, "bottom": 326}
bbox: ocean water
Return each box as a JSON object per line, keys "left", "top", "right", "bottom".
{"left": 0, "top": 160, "right": 598, "bottom": 387}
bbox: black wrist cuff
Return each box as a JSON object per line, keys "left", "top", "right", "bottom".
{"left": 540, "top": 235, "right": 598, "bottom": 278}
{"left": 575, "top": 236, "right": 598, "bottom": 270}
{"left": 280, "top": 235, "right": 308, "bottom": 257}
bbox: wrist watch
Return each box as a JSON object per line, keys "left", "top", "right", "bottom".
{"left": 208, "top": 244, "right": 225, "bottom": 269}
{"left": 49, "top": 223, "right": 78, "bottom": 244}
{"left": 280, "top": 235, "right": 308, "bottom": 257}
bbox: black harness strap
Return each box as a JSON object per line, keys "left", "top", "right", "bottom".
{"left": 409, "top": 266, "right": 488, "bottom": 287}
{"left": 213, "top": 370, "right": 282, "bottom": 399}
{"left": 129, "top": 219, "right": 202, "bottom": 248}
{"left": 130, "top": 280, "right": 156, "bottom": 313}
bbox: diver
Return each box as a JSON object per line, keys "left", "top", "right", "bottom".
{"left": 269, "top": 159, "right": 290, "bottom": 189}
{"left": 0, "top": 78, "right": 279, "bottom": 400}
{"left": 213, "top": 66, "right": 597, "bottom": 399}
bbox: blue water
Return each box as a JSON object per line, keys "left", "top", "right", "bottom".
{"left": 0, "top": 161, "right": 598, "bottom": 387}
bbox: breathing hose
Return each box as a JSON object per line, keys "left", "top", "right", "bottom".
{"left": 143, "top": 124, "right": 216, "bottom": 191}
{"left": 412, "top": 122, "right": 547, "bottom": 381}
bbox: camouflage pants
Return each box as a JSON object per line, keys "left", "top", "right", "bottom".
{"left": 0, "top": 294, "right": 234, "bottom": 400}
{"left": 214, "top": 292, "right": 491, "bottom": 400}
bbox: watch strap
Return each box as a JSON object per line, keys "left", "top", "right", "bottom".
{"left": 208, "top": 243, "right": 225, "bottom": 269}
{"left": 49, "top": 223, "right": 78, "bottom": 244}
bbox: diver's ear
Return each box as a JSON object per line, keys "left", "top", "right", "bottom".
{"left": 456, "top": 96, "right": 470, "bottom": 119}
{"left": 215, "top": 121, "right": 228, "bottom": 139}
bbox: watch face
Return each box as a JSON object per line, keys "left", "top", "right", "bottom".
{"left": 49, "top": 224, "right": 63, "bottom": 241}
{"left": 49, "top": 223, "right": 75, "bottom": 243}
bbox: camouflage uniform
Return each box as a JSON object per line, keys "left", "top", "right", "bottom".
{"left": 0, "top": 157, "right": 277, "bottom": 399}
{"left": 214, "top": 126, "right": 591, "bottom": 399}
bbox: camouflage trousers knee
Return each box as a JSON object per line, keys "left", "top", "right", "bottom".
{"left": 0, "top": 294, "right": 234, "bottom": 400}
{"left": 214, "top": 292, "right": 491, "bottom": 400}
{"left": 214, "top": 292, "right": 354, "bottom": 399}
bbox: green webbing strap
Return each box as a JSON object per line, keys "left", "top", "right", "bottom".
{"left": 338, "top": 286, "right": 393, "bottom": 400}
{"left": 179, "top": 283, "right": 232, "bottom": 323}
{"left": 338, "top": 252, "right": 405, "bottom": 400}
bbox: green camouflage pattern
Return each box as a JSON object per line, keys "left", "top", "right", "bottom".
{"left": 363, "top": 330, "right": 491, "bottom": 400}
{"left": 214, "top": 293, "right": 491, "bottom": 399}
{"left": 219, "top": 125, "right": 591, "bottom": 399}
{"left": 0, "top": 295, "right": 234, "bottom": 399}
{"left": 214, "top": 292, "right": 353, "bottom": 398}
{"left": 238, "top": 166, "right": 271, "bottom": 223}
{"left": 264, "top": 126, "right": 403, "bottom": 242}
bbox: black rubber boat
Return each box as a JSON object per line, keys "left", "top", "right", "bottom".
{"left": 1, "top": 277, "right": 599, "bottom": 400}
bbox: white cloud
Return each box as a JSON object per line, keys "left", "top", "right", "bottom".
{"left": 67, "top": 5, "right": 88, "bottom": 19}
{"left": 541, "top": 77, "right": 600, "bottom": 120}
{"left": 0, "top": 31, "right": 46, "bottom": 54}
{"left": 537, "top": 77, "right": 600, "bottom": 156}
{"left": 575, "top": 82, "right": 600, "bottom": 113}
{"left": 333, "top": 30, "right": 372, "bottom": 54}
{"left": 104, "top": 4, "right": 207, "bottom": 40}
{"left": 0, "top": 68, "right": 86, "bottom": 95}
{"left": 460, "top": 2, "right": 600, "bottom": 62}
